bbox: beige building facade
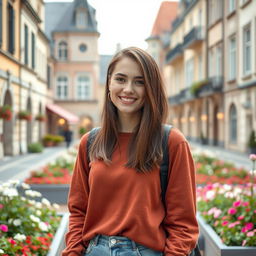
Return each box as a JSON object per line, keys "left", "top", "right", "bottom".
{"left": 159, "top": 0, "right": 256, "bottom": 153}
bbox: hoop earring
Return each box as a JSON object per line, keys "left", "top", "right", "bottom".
{"left": 108, "top": 91, "right": 111, "bottom": 101}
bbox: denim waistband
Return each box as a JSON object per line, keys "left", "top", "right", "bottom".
{"left": 91, "top": 234, "right": 137, "bottom": 250}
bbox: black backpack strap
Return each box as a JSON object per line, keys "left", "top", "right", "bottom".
{"left": 160, "top": 124, "right": 172, "bottom": 202}
{"left": 86, "top": 127, "right": 101, "bottom": 166}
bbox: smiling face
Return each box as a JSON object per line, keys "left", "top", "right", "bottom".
{"left": 109, "top": 57, "right": 145, "bottom": 121}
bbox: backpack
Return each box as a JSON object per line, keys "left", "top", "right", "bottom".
{"left": 86, "top": 125, "right": 201, "bottom": 256}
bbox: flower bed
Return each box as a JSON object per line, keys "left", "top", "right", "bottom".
{"left": 25, "top": 156, "right": 74, "bottom": 185}
{"left": 0, "top": 180, "right": 63, "bottom": 255}
{"left": 197, "top": 183, "right": 256, "bottom": 246}
{"left": 194, "top": 154, "right": 252, "bottom": 185}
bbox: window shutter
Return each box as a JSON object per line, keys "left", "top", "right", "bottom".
{"left": 8, "top": 4, "right": 15, "bottom": 54}
{"left": 0, "top": 0, "right": 2, "bottom": 47}
{"left": 25, "top": 25, "right": 28, "bottom": 65}
{"left": 31, "top": 32, "right": 35, "bottom": 69}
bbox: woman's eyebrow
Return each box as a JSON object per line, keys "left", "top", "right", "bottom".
{"left": 114, "top": 73, "right": 144, "bottom": 79}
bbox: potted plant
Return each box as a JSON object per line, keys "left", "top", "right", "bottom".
{"left": 190, "top": 79, "right": 209, "bottom": 96}
{"left": 52, "top": 135, "right": 64, "bottom": 146}
{"left": 79, "top": 127, "right": 87, "bottom": 137}
{"left": 0, "top": 180, "right": 69, "bottom": 255}
{"left": 17, "top": 110, "right": 32, "bottom": 121}
{"left": 42, "top": 134, "right": 54, "bottom": 147}
{"left": 35, "top": 113, "right": 46, "bottom": 122}
{"left": 0, "top": 105, "right": 12, "bottom": 121}
{"left": 248, "top": 130, "right": 256, "bottom": 154}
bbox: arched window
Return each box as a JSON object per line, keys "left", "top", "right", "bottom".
{"left": 58, "top": 41, "right": 68, "bottom": 60}
{"left": 229, "top": 104, "right": 237, "bottom": 143}
{"left": 56, "top": 76, "right": 68, "bottom": 99}
{"left": 77, "top": 75, "right": 91, "bottom": 100}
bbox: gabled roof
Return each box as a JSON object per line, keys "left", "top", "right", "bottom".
{"left": 150, "top": 1, "right": 178, "bottom": 37}
{"left": 45, "top": 0, "right": 99, "bottom": 40}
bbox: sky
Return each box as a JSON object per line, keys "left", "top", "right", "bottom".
{"left": 44, "top": 0, "right": 179, "bottom": 55}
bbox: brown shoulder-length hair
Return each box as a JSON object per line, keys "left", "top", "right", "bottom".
{"left": 89, "top": 47, "right": 168, "bottom": 172}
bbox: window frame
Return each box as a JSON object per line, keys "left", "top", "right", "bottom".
{"left": 76, "top": 75, "right": 91, "bottom": 100}
{"left": 243, "top": 24, "right": 251, "bottom": 76}
{"left": 56, "top": 76, "right": 68, "bottom": 99}
{"left": 229, "top": 104, "right": 237, "bottom": 144}
{"left": 58, "top": 41, "right": 68, "bottom": 61}
{"left": 228, "top": 35, "right": 236, "bottom": 81}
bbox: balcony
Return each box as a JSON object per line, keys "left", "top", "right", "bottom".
{"left": 197, "top": 76, "right": 224, "bottom": 97}
{"left": 169, "top": 88, "right": 195, "bottom": 105}
{"left": 183, "top": 26, "right": 203, "bottom": 49}
{"left": 166, "top": 43, "right": 183, "bottom": 64}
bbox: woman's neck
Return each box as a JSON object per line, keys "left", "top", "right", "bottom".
{"left": 118, "top": 113, "right": 140, "bottom": 133}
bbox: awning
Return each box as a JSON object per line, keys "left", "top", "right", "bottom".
{"left": 46, "top": 103, "right": 79, "bottom": 124}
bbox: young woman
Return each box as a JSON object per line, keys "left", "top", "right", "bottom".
{"left": 62, "top": 47, "right": 199, "bottom": 256}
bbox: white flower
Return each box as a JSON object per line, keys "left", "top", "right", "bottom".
{"left": 36, "top": 210, "right": 42, "bottom": 216}
{"left": 25, "top": 190, "right": 41, "bottom": 197}
{"left": 21, "top": 197, "right": 26, "bottom": 201}
{"left": 30, "top": 214, "right": 40, "bottom": 223}
{"left": 21, "top": 183, "right": 30, "bottom": 190}
{"left": 223, "top": 184, "right": 232, "bottom": 191}
{"left": 13, "top": 219, "right": 21, "bottom": 226}
{"left": 28, "top": 199, "right": 36, "bottom": 205}
{"left": 2, "top": 182, "right": 11, "bottom": 188}
{"left": 205, "top": 190, "right": 215, "bottom": 200}
{"left": 225, "top": 191, "right": 234, "bottom": 198}
{"left": 53, "top": 203, "right": 60, "bottom": 209}
{"left": 8, "top": 218, "right": 13, "bottom": 224}
{"left": 42, "top": 198, "right": 51, "bottom": 207}
{"left": 9, "top": 180, "right": 19, "bottom": 186}
{"left": 14, "top": 233, "right": 26, "bottom": 242}
{"left": 39, "top": 222, "right": 48, "bottom": 232}
{"left": 0, "top": 249, "right": 4, "bottom": 254}
{"left": 35, "top": 202, "right": 42, "bottom": 208}
{"left": 3, "top": 188, "right": 18, "bottom": 197}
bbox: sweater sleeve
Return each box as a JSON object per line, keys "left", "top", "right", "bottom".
{"left": 62, "top": 134, "right": 90, "bottom": 256}
{"left": 163, "top": 129, "right": 199, "bottom": 256}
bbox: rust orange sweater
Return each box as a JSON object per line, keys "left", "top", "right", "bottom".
{"left": 62, "top": 128, "right": 199, "bottom": 256}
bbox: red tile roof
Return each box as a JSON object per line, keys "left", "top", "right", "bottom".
{"left": 150, "top": 1, "right": 178, "bottom": 37}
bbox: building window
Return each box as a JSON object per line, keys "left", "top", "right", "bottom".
{"left": 56, "top": 76, "right": 68, "bottom": 99}
{"left": 229, "top": 104, "right": 237, "bottom": 143}
{"left": 76, "top": 10, "right": 87, "bottom": 28}
{"left": 243, "top": 25, "right": 251, "bottom": 75}
{"left": 24, "top": 24, "right": 28, "bottom": 65}
{"left": 77, "top": 76, "right": 91, "bottom": 100}
{"left": 229, "top": 36, "right": 236, "bottom": 80}
{"left": 0, "top": 0, "right": 2, "bottom": 47}
{"left": 208, "top": 48, "right": 215, "bottom": 77}
{"left": 79, "top": 43, "right": 87, "bottom": 52}
{"left": 31, "top": 32, "right": 35, "bottom": 69}
{"left": 7, "top": 3, "right": 15, "bottom": 54}
{"left": 216, "top": 44, "right": 222, "bottom": 77}
{"left": 185, "top": 58, "right": 194, "bottom": 87}
{"left": 228, "top": 0, "right": 236, "bottom": 13}
{"left": 58, "top": 41, "right": 68, "bottom": 60}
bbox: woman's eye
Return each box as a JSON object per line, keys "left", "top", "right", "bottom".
{"left": 135, "top": 80, "right": 144, "bottom": 85}
{"left": 115, "top": 77, "right": 125, "bottom": 83}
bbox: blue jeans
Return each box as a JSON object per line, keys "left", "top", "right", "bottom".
{"left": 84, "top": 235, "right": 163, "bottom": 256}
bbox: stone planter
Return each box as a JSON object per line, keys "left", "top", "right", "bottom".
{"left": 198, "top": 214, "right": 256, "bottom": 256}
{"left": 47, "top": 213, "right": 69, "bottom": 256}
{"left": 24, "top": 184, "right": 70, "bottom": 204}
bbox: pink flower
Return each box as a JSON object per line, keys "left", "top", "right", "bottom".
{"left": 0, "top": 204, "right": 3, "bottom": 209}
{"left": 247, "top": 231, "right": 255, "bottom": 237}
{"left": 228, "top": 208, "right": 237, "bottom": 215}
{"left": 237, "top": 215, "right": 244, "bottom": 220}
{"left": 242, "top": 202, "right": 249, "bottom": 207}
{"left": 8, "top": 238, "right": 16, "bottom": 245}
{"left": 245, "top": 222, "right": 254, "bottom": 231}
{"left": 249, "top": 154, "right": 256, "bottom": 161}
{"left": 242, "top": 240, "right": 247, "bottom": 246}
{"left": 233, "top": 201, "right": 241, "bottom": 207}
{"left": 228, "top": 221, "right": 240, "bottom": 228}
{"left": 222, "top": 221, "right": 229, "bottom": 226}
{"left": 0, "top": 224, "right": 8, "bottom": 232}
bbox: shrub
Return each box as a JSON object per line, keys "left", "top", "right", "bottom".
{"left": 28, "top": 142, "right": 43, "bottom": 153}
{"left": 248, "top": 130, "right": 256, "bottom": 148}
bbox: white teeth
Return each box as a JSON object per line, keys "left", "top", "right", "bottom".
{"left": 120, "top": 97, "right": 135, "bottom": 102}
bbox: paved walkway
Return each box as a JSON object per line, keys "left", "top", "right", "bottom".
{"left": 189, "top": 141, "right": 252, "bottom": 171}
{"left": 0, "top": 144, "right": 70, "bottom": 182}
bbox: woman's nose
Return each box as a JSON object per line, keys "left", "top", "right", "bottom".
{"left": 123, "top": 81, "right": 134, "bottom": 93}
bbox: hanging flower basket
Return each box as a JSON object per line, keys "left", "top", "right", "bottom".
{"left": 17, "top": 110, "right": 32, "bottom": 121}
{"left": 0, "top": 105, "right": 12, "bottom": 121}
{"left": 36, "top": 114, "right": 46, "bottom": 122}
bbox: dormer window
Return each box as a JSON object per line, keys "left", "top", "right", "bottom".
{"left": 76, "top": 10, "right": 87, "bottom": 28}
{"left": 58, "top": 41, "right": 68, "bottom": 61}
